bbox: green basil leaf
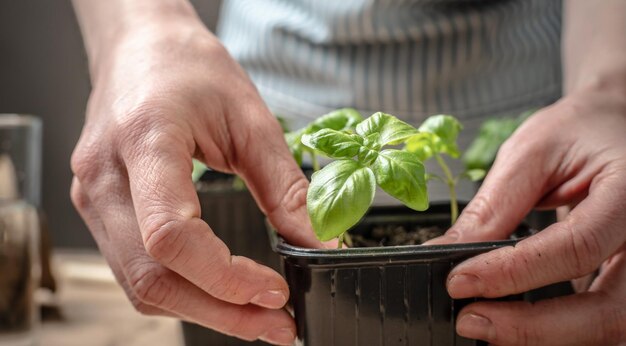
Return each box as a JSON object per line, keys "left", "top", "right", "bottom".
{"left": 356, "top": 112, "right": 419, "bottom": 146}
{"left": 371, "top": 149, "right": 429, "bottom": 211}
{"left": 309, "top": 108, "right": 363, "bottom": 133}
{"left": 462, "top": 111, "right": 532, "bottom": 170}
{"left": 418, "top": 115, "right": 462, "bottom": 158}
{"left": 301, "top": 129, "right": 363, "bottom": 159}
{"left": 403, "top": 132, "right": 438, "bottom": 161}
{"left": 307, "top": 160, "right": 376, "bottom": 241}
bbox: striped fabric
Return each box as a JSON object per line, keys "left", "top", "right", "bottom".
{"left": 217, "top": 0, "right": 562, "bottom": 130}
{"left": 217, "top": 0, "right": 563, "bottom": 201}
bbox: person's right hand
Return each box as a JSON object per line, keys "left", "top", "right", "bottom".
{"left": 70, "top": 17, "right": 324, "bottom": 345}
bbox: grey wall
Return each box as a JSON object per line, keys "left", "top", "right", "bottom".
{"left": 0, "top": 0, "right": 221, "bottom": 248}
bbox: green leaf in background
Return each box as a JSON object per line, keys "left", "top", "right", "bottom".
{"left": 404, "top": 132, "right": 438, "bottom": 161}
{"left": 301, "top": 129, "right": 363, "bottom": 159}
{"left": 417, "top": 114, "right": 463, "bottom": 158}
{"left": 309, "top": 108, "right": 364, "bottom": 133}
{"left": 275, "top": 115, "right": 290, "bottom": 133}
{"left": 462, "top": 113, "right": 529, "bottom": 170}
{"left": 284, "top": 130, "right": 304, "bottom": 165}
{"left": 191, "top": 159, "right": 208, "bottom": 182}
{"left": 306, "top": 160, "right": 376, "bottom": 241}
{"left": 356, "top": 112, "right": 419, "bottom": 146}
{"left": 371, "top": 149, "right": 429, "bottom": 211}
{"left": 461, "top": 169, "right": 486, "bottom": 182}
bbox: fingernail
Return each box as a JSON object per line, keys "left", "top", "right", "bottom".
{"left": 259, "top": 327, "right": 295, "bottom": 345}
{"left": 250, "top": 290, "right": 287, "bottom": 309}
{"left": 457, "top": 313, "right": 495, "bottom": 341}
{"left": 447, "top": 274, "right": 484, "bottom": 298}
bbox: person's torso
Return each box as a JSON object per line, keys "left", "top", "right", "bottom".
{"left": 217, "top": 0, "right": 563, "bottom": 201}
{"left": 218, "top": 0, "right": 562, "bottom": 127}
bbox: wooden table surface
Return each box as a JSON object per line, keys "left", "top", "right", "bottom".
{"left": 40, "top": 250, "right": 183, "bottom": 346}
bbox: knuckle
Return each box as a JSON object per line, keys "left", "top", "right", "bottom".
{"left": 268, "top": 175, "right": 308, "bottom": 218}
{"left": 203, "top": 263, "right": 249, "bottom": 304}
{"left": 71, "top": 143, "right": 103, "bottom": 184}
{"left": 474, "top": 246, "right": 540, "bottom": 297}
{"left": 563, "top": 219, "right": 604, "bottom": 277}
{"left": 70, "top": 180, "right": 89, "bottom": 211}
{"left": 498, "top": 302, "right": 540, "bottom": 346}
{"left": 119, "top": 275, "right": 166, "bottom": 316}
{"left": 280, "top": 176, "right": 308, "bottom": 214}
{"left": 204, "top": 270, "right": 233, "bottom": 299}
{"left": 500, "top": 254, "right": 523, "bottom": 291}
{"left": 459, "top": 194, "right": 496, "bottom": 229}
{"left": 130, "top": 297, "right": 162, "bottom": 316}
{"left": 514, "top": 324, "right": 540, "bottom": 346}
{"left": 113, "top": 104, "right": 193, "bottom": 166}
{"left": 143, "top": 218, "right": 187, "bottom": 266}
{"left": 128, "top": 264, "right": 178, "bottom": 310}
{"left": 115, "top": 106, "right": 162, "bottom": 149}
{"left": 220, "top": 312, "right": 257, "bottom": 341}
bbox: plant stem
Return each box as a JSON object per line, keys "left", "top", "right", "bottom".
{"left": 337, "top": 233, "right": 344, "bottom": 249}
{"left": 434, "top": 153, "right": 458, "bottom": 225}
{"left": 310, "top": 151, "right": 320, "bottom": 172}
{"left": 343, "top": 232, "right": 353, "bottom": 248}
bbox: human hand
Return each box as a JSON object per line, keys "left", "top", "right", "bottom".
{"left": 70, "top": 19, "right": 323, "bottom": 345}
{"left": 427, "top": 87, "right": 626, "bottom": 345}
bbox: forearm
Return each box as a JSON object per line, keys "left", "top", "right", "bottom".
{"left": 71, "top": 0, "right": 205, "bottom": 80}
{"left": 563, "top": 0, "right": 626, "bottom": 96}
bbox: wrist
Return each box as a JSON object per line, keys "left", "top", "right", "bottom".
{"left": 562, "top": 74, "right": 626, "bottom": 116}
{"left": 82, "top": 0, "right": 209, "bottom": 81}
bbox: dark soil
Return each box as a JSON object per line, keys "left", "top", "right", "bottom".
{"left": 350, "top": 224, "right": 445, "bottom": 247}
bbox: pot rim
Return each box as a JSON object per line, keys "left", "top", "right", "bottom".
{"left": 272, "top": 234, "right": 518, "bottom": 259}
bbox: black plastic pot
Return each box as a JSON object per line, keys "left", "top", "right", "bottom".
{"left": 271, "top": 203, "right": 536, "bottom": 346}
{"left": 182, "top": 170, "right": 276, "bottom": 346}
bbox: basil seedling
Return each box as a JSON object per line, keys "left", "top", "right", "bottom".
{"left": 302, "top": 112, "right": 428, "bottom": 245}
{"left": 404, "top": 115, "right": 485, "bottom": 224}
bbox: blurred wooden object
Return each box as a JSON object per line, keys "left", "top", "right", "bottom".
{"left": 40, "top": 250, "right": 182, "bottom": 346}
{"left": 38, "top": 211, "right": 56, "bottom": 293}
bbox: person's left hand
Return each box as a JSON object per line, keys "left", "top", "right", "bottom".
{"left": 427, "top": 85, "right": 626, "bottom": 345}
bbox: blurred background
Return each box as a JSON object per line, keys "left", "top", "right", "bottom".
{"left": 0, "top": 0, "right": 222, "bottom": 249}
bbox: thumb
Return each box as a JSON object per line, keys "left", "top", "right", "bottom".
{"left": 426, "top": 120, "right": 563, "bottom": 245}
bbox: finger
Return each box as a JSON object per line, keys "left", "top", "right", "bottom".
{"left": 425, "top": 116, "right": 563, "bottom": 245}
{"left": 221, "top": 103, "right": 326, "bottom": 249}
{"left": 71, "top": 177, "right": 173, "bottom": 317}
{"left": 447, "top": 171, "right": 626, "bottom": 298}
{"left": 76, "top": 172, "right": 296, "bottom": 345}
{"left": 122, "top": 259, "right": 296, "bottom": 344}
{"left": 455, "top": 291, "right": 626, "bottom": 346}
{"left": 589, "top": 244, "right": 626, "bottom": 294}
{"left": 118, "top": 123, "right": 291, "bottom": 310}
